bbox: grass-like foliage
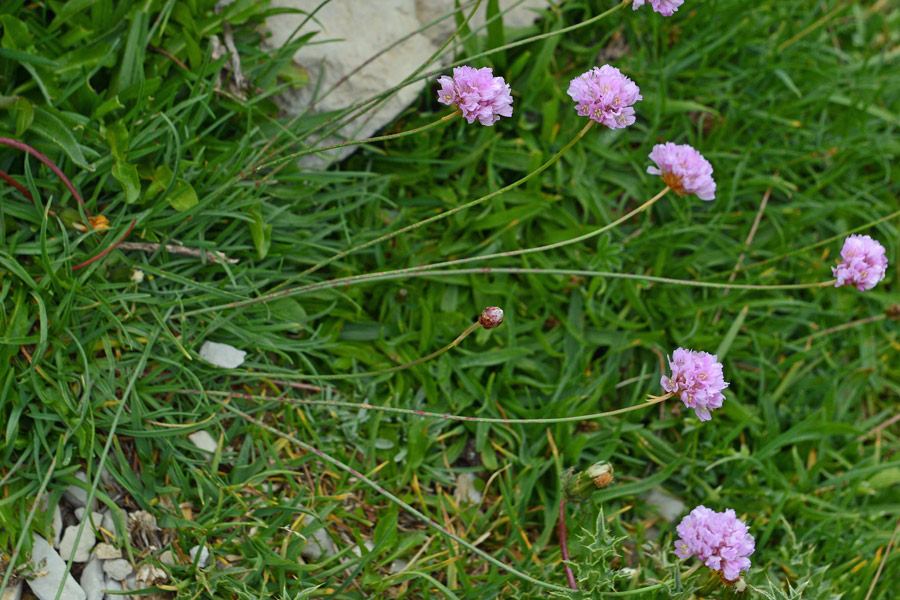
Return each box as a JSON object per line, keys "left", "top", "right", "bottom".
{"left": 1, "top": 0, "right": 899, "bottom": 598}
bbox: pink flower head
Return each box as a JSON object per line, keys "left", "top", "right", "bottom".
{"left": 567, "top": 65, "right": 642, "bottom": 129}
{"left": 632, "top": 0, "right": 685, "bottom": 17}
{"left": 832, "top": 234, "right": 888, "bottom": 291}
{"left": 661, "top": 348, "right": 728, "bottom": 421}
{"left": 437, "top": 66, "right": 513, "bottom": 126}
{"left": 674, "top": 506, "right": 755, "bottom": 581}
{"left": 647, "top": 142, "right": 716, "bottom": 201}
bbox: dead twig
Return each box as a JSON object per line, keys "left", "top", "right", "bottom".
{"left": 117, "top": 241, "right": 238, "bottom": 265}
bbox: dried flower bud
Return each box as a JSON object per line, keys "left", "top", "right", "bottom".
{"left": 563, "top": 461, "right": 614, "bottom": 501}
{"left": 479, "top": 306, "right": 504, "bottom": 329}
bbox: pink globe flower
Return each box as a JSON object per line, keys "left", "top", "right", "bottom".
{"left": 567, "top": 65, "right": 642, "bottom": 129}
{"left": 674, "top": 506, "right": 755, "bottom": 581}
{"left": 436, "top": 66, "right": 513, "bottom": 126}
{"left": 832, "top": 234, "right": 888, "bottom": 291}
{"left": 633, "top": 0, "right": 685, "bottom": 17}
{"left": 661, "top": 348, "right": 728, "bottom": 421}
{"left": 647, "top": 142, "right": 716, "bottom": 201}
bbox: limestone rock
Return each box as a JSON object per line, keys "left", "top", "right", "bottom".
{"left": 189, "top": 545, "right": 210, "bottom": 568}
{"left": 59, "top": 525, "right": 95, "bottom": 562}
{"left": 92, "top": 543, "right": 121, "bottom": 560}
{"left": 299, "top": 516, "right": 336, "bottom": 560}
{"left": 187, "top": 430, "right": 218, "bottom": 456}
{"left": 63, "top": 471, "right": 95, "bottom": 510}
{"left": 25, "top": 534, "right": 87, "bottom": 600}
{"left": 102, "top": 559, "right": 132, "bottom": 582}
{"left": 79, "top": 558, "right": 105, "bottom": 600}
{"left": 75, "top": 509, "right": 105, "bottom": 535}
{"left": 415, "top": 0, "right": 550, "bottom": 46}
{"left": 199, "top": 341, "right": 246, "bottom": 368}
{"left": 1, "top": 580, "right": 22, "bottom": 600}
{"left": 52, "top": 504, "right": 63, "bottom": 548}
{"left": 645, "top": 487, "right": 686, "bottom": 522}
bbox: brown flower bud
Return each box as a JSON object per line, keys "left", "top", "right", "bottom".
{"left": 479, "top": 306, "right": 504, "bottom": 329}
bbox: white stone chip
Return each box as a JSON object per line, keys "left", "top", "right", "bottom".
{"left": 1, "top": 580, "right": 22, "bottom": 600}
{"left": 199, "top": 341, "right": 246, "bottom": 368}
{"left": 158, "top": 550, "right": 177, "bottom": 566}
{"left": 59, "top": 525, "right": 95, "bottom": 563}
{"left": 92, "top": 543, "right": 121, "bottom": 560}
{"left": 79, "top": 558, "right": 105, "bottom": 600}
{"left": 52, "top": 504, "right": 63, "bottom": 548}
{"left": 645, "top": 487, "right": 687, "bottom": 523}
{"left": 189, "top": 545, "right": 210, "bottom": 568}
{"left": 75, "top": 510, "right": 105, "bottom": 535}
{"left": 187, "top": 430, "right": 219, "bottom": 455}
{"left": 63, "top": 471, "right": 95, "bottom": 509}
{"left": 102, "top": 559, "right": 133, "bottom": 582}
{"left": 25, "top": 534, "right": 87, "bottom": 600}
{"left": 299, "top": 516, "right": 337, "bottom": 560}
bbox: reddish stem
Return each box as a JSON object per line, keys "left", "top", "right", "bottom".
{"left": 559, "top": 497, "right": 578, "bottom": 590}
{"left": 71, "top": 218, "right": 137, "bottom": 271}
{"left": 0, "top": 168, "right": 34, "bottom": 202}
{"left": 0, "top": 137, "right": 89, "bottom": 216}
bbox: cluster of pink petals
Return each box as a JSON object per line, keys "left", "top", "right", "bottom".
{"left": 437, "top": 66, "right": 513, "bottom": 126}
{"left": 661, "top": 348, "right": 728, "bottom": 421}
{"left": 647, "top": 142, "right": 716, "bottom": 201}
{"left": 674, "top": 506, "right": 755, "bottom": 581}
{"left": 567, "top": 65, "right": 642, "bottom": 129}
{"left": 632, "top": 0, "right": 685, "bottom": 17}
{"left": 832, "top": 234, "right": 888, "bottom": 291}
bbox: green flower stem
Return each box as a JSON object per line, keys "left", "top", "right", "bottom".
{"left": 300, "top": 320, "right": 481, "bottom": 380}
{"left": 296, "top": 120, "right": 596, "bottom": 278}
{"left": 213, "top": 398, "right": 574, "bottom": 594}
{"left": 180, "top": 266, "right": 836, "bottom": 317}
{"left": 188, "top": 391, "right": 674, "bottom": 423}
{"left": 249, "top": 110, "right": 461, "bottom": 175}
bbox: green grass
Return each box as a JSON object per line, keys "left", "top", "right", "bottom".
{"left": 2, "top": 0, "right": 899, "bottom": 598}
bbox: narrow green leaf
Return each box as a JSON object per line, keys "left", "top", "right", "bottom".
{"left": 248, "top": 206, "right": 272, "bottom": 259}
{"left": 30, "top": 107, "right": 93, "bottom": 171}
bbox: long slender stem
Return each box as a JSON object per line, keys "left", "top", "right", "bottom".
{"left": 296, "top": 120, "right": 596, "bottom": 279}
{"left": 71, "top": 218, "right": 137, "bottom": 271}
{"left": 297, "top": 321, "right": 480, "bottom": 380}
{"left": 559, "top": 497, "right": 578, "bottom": 590}
{"left": 213, "top": 399, "right": 573, "bottom": 594}
{"left": 185, "top": 390, "right": 673, "bottom": 424}
{"left": 180, "top": 267, "right": 836, "bottom": 317}
{"left": 0, "top": 137, "right": 89, "bottom": 215}
{"left": 248, "top": 110, "right": 460, "bottom": 175}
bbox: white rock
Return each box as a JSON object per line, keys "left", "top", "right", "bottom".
{"left": 189, "top": 545, "right": 210, "bottom": 568}
{"left": 101, "top": 578, "right": 121, "bottom": 600}
{"left": 645, "top": 488, "right": 686, "bottom": 522}
{"left": 63, "top": 471, "right": 95, "bottom": 509}
{"left": 199, "top": 341, "right": 246, "bottom": 368}
{"left": 92, "top": 543, "right": 121, "bottom": 560}
{"left": 25, "top": 533, "right": 87, "bottom": 600}
{"left": 299, "top": 516, "right": 337, "bottom": 560}
{"left": 1, "top": 580, "right": 22, "bottom": 600}
{"left": 455, "top": 472, "right": 482, "bottom": 504}
{"left": 389, "top": 558, "right": 409, "bottom": 574}
{"left": 102, "top": 559, "right": 132, "bottom": 582}
{"left": 187, "top": 430, "right": 218, "bottom": 455}
{"left": 158, "top": 550, "right": 176, "bottom": 566}
{"left": 75, "top": 510, "right": 104, "bottom": 535}
{"left": 59, "top": 525, "right": 95, "bottom": 563}
{"left": 79, "top": 558, "right": 105, "bottom": 600}
{"left": 101, "top": 510, "right": 117, "bottom": 537}
{"left": 264, "top": 1, "right": 549, "bottom": 168}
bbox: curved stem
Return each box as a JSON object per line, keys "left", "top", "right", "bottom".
{"left": 213, "top": 399, "right": 573, "bottom": 594}
{"left": 180, "top": 267, "right": 837, "bottom": 317}
{"left": 288, "top": 120, "right": 595, "bottom": 282}
{"left": 294, "top": 320, "right": 481, "bottom": 380}
{"left": 0, "top": 137, "right": 88, "bottom": 215}
{"left": 0, "top": 168, "right": 34, "bottom": 202}
{"left": 248, "top": 110, "right": 461, "bottom": 175}
{"left": 559, "top": 497, "right": 578, "bottom": 590}
{"left": 185, "top": 390, "right": 674, "bottom": 424}
{"left": 71, "top": 218, "right": 137, "bottom": 271}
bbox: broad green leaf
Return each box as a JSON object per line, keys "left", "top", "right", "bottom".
{"left": 30, "top": 107, "right": 93, "bottom": 171}
{"left": 167, "top": 179, "right": 198, "bottom": 212}
{"left": 111, "top": 160, "right": 140, "bottom": 204}
{"left": 13, "top": 97, "right": 34, "bottom": 136}
{"left": 101, "top": 120, "right": 130, "bottom": 161}
{"left": 0, "top": 15, "right": 33, "bottom": 50}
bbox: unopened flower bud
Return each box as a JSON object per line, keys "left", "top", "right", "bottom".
{"left": 479, "top": 306, "right": 504, "bottom": 329}
{"left": 563, "top": 461, "right": 614, "bottom": 501}
{"left": 130, "top": 268, "right": 145, "bottom": 284}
